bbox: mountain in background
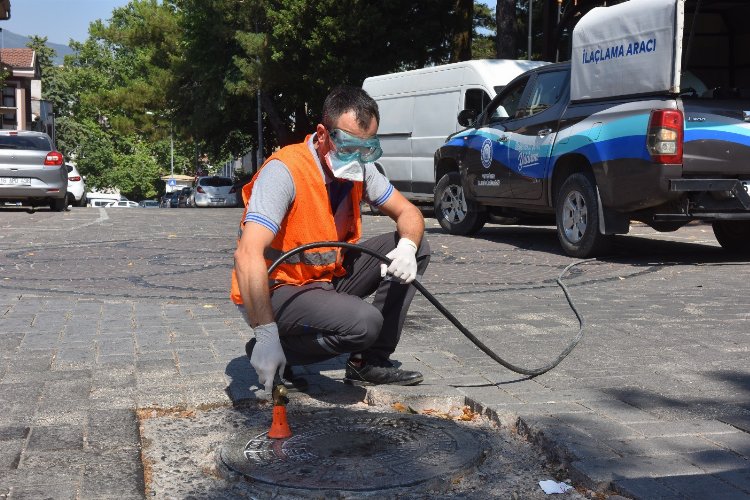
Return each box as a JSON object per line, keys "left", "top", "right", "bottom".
{"left": 0, "top": 28, "right": 75, "bottom": 66}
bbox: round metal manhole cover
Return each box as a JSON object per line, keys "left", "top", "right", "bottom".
{"left": 219, "top": 411, "right": 485, "bottom": 492}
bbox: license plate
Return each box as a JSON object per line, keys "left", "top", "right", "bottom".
{"left": 0, "top": 177, "right": 31, "bottom": 186}
{"left": 210, "top": 197, "right": 224, "bottom": 202}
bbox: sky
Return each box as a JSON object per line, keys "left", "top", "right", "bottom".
{"left": 3, "top": 0, "right": 497, "bottom": 47}
{"left": 3, "top": 0, "right": 132, "bottom": 45}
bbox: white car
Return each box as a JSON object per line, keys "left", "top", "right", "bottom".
{"left": 65, "top": 163, "right": 86, "bottom": 207}
{"left": 193, "top": 176, "right": 238, "bottom": 207}
{"left": 110, "top": 200, "right": 139, "bottom": 208}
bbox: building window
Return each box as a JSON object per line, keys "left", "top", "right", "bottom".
{"left": 1, "top": 86, "right": 17, "bottom": 129}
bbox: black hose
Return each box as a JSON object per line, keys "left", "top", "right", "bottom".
{"left": 269, "top": 241, "right": 589, "bottom": 377}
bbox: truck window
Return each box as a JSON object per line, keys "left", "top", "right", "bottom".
{"left": 485, "top": 76, "right": 530, "bottom": 125}
{"left": 518, "top": 70, "right": 568, "bottom": 118}
{"left": 464, "top": 89, "right": 492, "bottom": 117}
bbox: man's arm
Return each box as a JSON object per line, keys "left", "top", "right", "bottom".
{"left": 234, "top": 222, "right": 276, "bottom": 326}
{"left": 378, "top": 188, "right": 425, "bottom": 244}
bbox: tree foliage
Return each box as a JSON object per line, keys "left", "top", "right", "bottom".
{"left": 37, "top": 0, "right": 569, "bottom": 199}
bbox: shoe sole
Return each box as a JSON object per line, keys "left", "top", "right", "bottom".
{"left": 343, "top": 376, "right": 424, "bottom": 387}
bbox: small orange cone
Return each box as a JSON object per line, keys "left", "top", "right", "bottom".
{"left": 268, "top": 384, "right": 292, "bottom": 439}
{"left": 268, "top": 405, "right": 292, "bottom": 439}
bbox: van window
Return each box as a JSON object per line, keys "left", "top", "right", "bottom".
{"left": 519, "top": 71, "right": 568, "bottom": 118}
{"left": 464, "top": 89, "right": 492, "bottom": 116}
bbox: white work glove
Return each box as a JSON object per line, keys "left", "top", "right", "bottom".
{"left": 380, "top": 238, "right": 418, "bottom": 284}
{"left": 250, "top": 322, "right": 286, "bottom": 391}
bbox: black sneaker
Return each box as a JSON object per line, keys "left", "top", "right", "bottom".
{"left": 344, "top": 358, "right": 423, "bottom": 386}
{"left": 245, "top": 338, "right": 309, "bottom": 392}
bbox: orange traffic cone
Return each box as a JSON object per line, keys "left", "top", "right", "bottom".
{"left": 268, "top": 405, "right": 292, "bottom": 439}
{"left": 268, "top": 384, "right": 292, "bottom": 439}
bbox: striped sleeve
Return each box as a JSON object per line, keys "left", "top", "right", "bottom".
{"left": 243, "top": 159, "right": 295, "bottom": 235}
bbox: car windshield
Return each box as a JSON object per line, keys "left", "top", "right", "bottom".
{"left": 0, "top": 135, "right": 52, "bottom": 151}
{"left": 199, "top": 176, "right": 233, "bottom": 187}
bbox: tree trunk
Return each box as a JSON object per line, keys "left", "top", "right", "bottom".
{"left": 495, "top": 0, "right": 517, "bottom": 59}
{"left": 452, "top": 0, "right": 473, "bottom": 62}
{"left": 260, "top": 92, "right": 294, "bottom": 147}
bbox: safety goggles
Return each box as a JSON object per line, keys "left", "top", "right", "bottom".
{"left": 329, "top": 128, "right": 382, "bottom": 163}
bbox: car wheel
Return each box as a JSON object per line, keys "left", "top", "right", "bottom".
{"left": 712, "top": 221, "right": 750, "bottom": 252}
{"left": 555, "top": 172, "right": 611, "bottom": 258}
{"left": 50, "top": 197, "right": 66, "bottom": 212}
{"left": 434, "top": 171, "right": 487, "bottom": 235}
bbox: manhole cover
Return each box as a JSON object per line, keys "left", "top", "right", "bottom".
{"left": 219, "top": 410, "right": 486, "bottom": 492}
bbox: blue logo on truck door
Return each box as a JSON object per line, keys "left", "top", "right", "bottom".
{"left": 481, "top": 139, "right": 493, "bottom": 168}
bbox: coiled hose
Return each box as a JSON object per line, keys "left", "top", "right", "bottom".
{"left": 269, "top": 241, "right": 589, "bottom": 377}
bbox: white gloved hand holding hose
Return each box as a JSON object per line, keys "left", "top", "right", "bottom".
{"left": 249, "top": 322, "right": 286, "bottom": 391}
{"left": 380, "top": 238, "right": 418, "bottom": 284}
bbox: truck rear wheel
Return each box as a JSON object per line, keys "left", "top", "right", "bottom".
{"left": 555, "top": 173, "right": 611, "bottom": 257}
{"left": 434, "top": 172, "right": 487, "bottom": 235}
{"left": 712, "top": 221, "right": 750, "bottom": 252}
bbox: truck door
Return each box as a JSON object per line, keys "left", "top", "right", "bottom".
{"left": 464, "top": 76, "right": 532, "bottom": 201}
{"left": 504, "top": 69, "right": 569, "bottom": 200}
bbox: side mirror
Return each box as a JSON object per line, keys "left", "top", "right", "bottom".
{"left": 457, "top": 109, "right": 478, "bottom": 128}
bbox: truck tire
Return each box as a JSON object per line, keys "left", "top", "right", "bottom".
{"left": 555, "top": 173, "right": 611, "bottom": 257}
{"left": 712, "top": 221, "right": 750, "bottom": 252}
{"left": 50, "top": 197, "right": 66, "bottom": 212}
{"left": 434, "top": 172, "right": 487, "bottom": 235}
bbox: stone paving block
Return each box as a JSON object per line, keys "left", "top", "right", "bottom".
{"left": 714, "top": 467, "right": 750, "bottom": 495}
{"left": 659, "top": 472, "right": 749, "bottom": 499}
{"left": 135, "top": 358, "right": 177, "bottom": 374}
{"left": 570, "top": 455, "right": 706, "bottom": 491}
{"left": 175, "top": 348, "right": 216, "bottom": 365}
{"left": 612, "top": 477, "right": 683, "bottom": 500}
{"left": 580, "top": 398, "right": 662, "bottom": 424}
{"left": 97, "top": 339, "right": 134, "bottom": 357}
{"left": 605, "top": 435, "right": 722, "bottom": 457}
{"left": 628, "top": 419, "right": 740, "bottom": 437}
{"left": 178, "top": 362, "right": 227, "bottom": 376}
{"left": 683, "top": 449, "right": 750, "bottom": 474}
{"left": 0, "top": 384, "right": 43, "bottom": 406}
{"left": 458, "top": 386, "right": 523, "bottom": 405}
{"left": 0, "top": 440, "right": 23, "bottom": 469}
{"left": 555, "top": 412, "right": 642, "bottom": 440}
{"left": 8, "top": 484, "right": 77, "bottom": 500}
{"left": 87, "top": 409, "right": 139, "bottom": 451}
{"left": 705, "top": 431, "right": 750, "bottom": 457}
{"left": 26, "top": 425, "right": 84, "bottom": 452}
{"left": 95, "top": 354, "right": 136, "bottom": 369}
{"left": 0, "top": 426, "right": 29, "bottom": 441}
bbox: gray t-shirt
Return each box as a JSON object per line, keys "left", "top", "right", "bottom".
{"left": 244, "top": 134, "right": 393, "bottom": 238}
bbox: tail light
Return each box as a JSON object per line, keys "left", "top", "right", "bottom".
{"left": 229, "top": 187, "right": 237, "bottom": 194}
{"left": 196, "top": 186, "right": 205, "bottom": 193}
{"left": 68, "top": 175, "right": 81, "bottom": 182}
{"left": 44, "top": 151, "right": 64, "bottom": 166}
{"left": 647, "top": 109, "right": 683, "bottom": 164}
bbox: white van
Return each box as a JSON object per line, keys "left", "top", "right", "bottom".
{"left": 363, "top": 59, "right": 549, "bottom": 203}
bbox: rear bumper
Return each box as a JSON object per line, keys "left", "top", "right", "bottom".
{"left": 0, "top": 185, "right": 66, "bottom": 200}
{"left": 194, "top": 193, "right": 237, "bottom": 207}
{"left": 652, "top": 178, "right": 750, "bottom": 222}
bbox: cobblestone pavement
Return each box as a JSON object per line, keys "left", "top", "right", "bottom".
{"left": 0, "top": 205, "right": 748, "bottom": 499}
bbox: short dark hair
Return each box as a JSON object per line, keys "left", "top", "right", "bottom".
{"left": 321, "top": 85, "right": 380, "bottom": 131}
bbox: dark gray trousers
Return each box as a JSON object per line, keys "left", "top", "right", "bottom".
{"left": 268, "top": 231, "right": 430, "bottom": 366}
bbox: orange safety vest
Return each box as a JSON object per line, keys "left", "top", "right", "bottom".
{"left": 230, "top": 135, "right": 363, "bottom": 305}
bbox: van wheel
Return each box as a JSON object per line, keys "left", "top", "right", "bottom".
{"left": 50, "top": 197, "right": 66, "bottom": 212}
{"left": 712, "top": 221, "right": 750, "bottom": 252}
{"left": 434, "top": 172, "right": 487, "bottom": 235}
{"left": 555, "top": 173, "right": 611, "bottom": 257}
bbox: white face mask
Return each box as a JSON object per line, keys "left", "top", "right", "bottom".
{"left": 324, "top": 151, "right": 365, "bottom": 182}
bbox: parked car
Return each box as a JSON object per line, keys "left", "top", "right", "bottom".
{"left": 168, "top": 191, "right": 180, "bottom": 208}
{"left": 89, "top": 198, "right": 116, "bottom": 207}
{"left": 110, "top": 200, "right": 139, "bottom": 208}
{"left": 177, "top": 187, "right": 193, "bottom": 207}
{"left": 0, "top": 131, "right": 67, "bottom": 211}
{"left": 138, "top": 199, "right": 160, "bottom": 208}
{"left": 65, "top": 163, "right": 86, "bottom": 207}
{"left": 193, "top": 176, "right": 238, "bottom": 207}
